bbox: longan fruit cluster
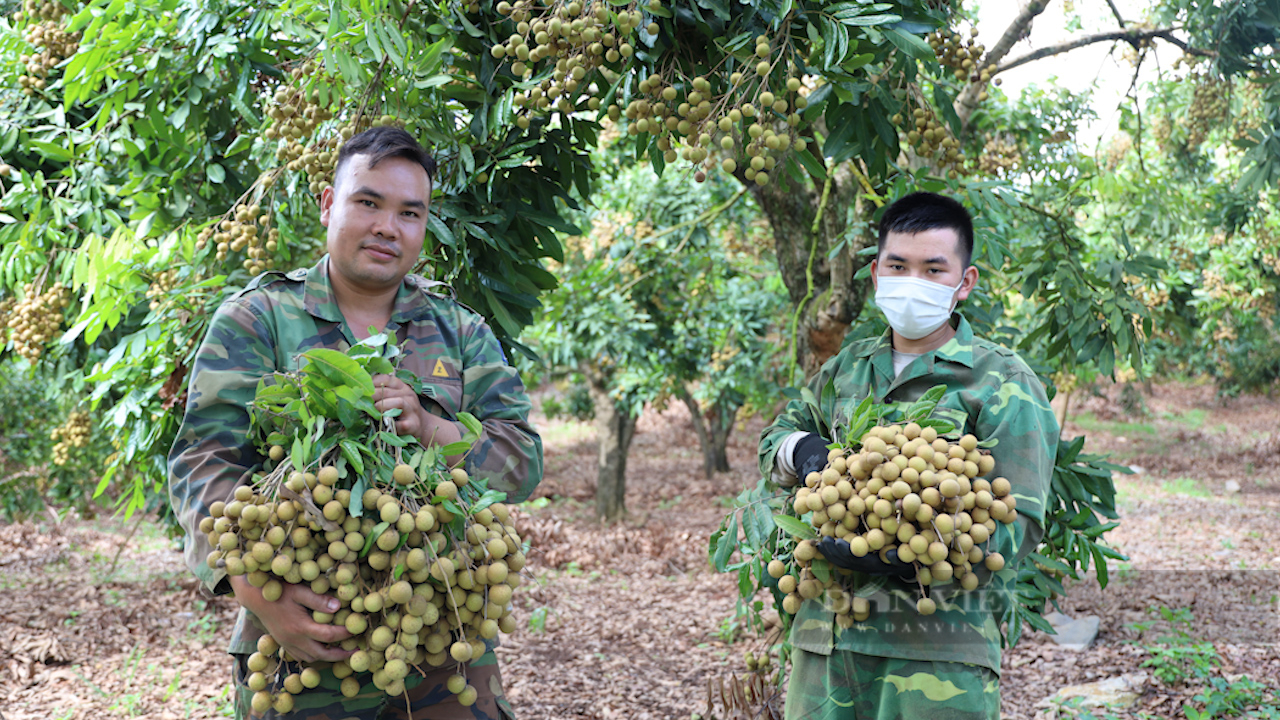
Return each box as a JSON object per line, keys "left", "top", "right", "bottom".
{"left": 929, "top": 27, "right": 990, "bottom": 86}
{"left": 769, "top": 423, "right": 1017, "bottom": 623}
{"left": 1123, "top": 274, "right": 1170, "bottom": 310}
{"left": 743, "top": 649, "right": 774, "bottom": 675}
{"left": 50, "top": 410, "right": 91, "bottom": 466}
{"left": 145, "top": 270, "right": 181, "bottom": 311}
{"left": 497, "top": 1, "right": 809, "bottom": 186}
{"left": 203, "top": 462, "right": 525, "bottom": 708}
{"left": 500, "top": 0, "right": 626, "bottom": 118}
{"left": 263, "top": 71, "right": 341, "bottom": 193}
{"left": 977, "top": 134, "right": 1020, "bottom": 176}
{"left": 1185, "top": 74, "right": 1229, "bottom": 150}
{"left": 196, "top": 201, "right": 279, "bottom": 275}
{"left": 892, "top": 104, "right": 962, "bottom": 177}
{"left": 13, "top": 0, "right": 80, "bottom": 95}
{"left": 5, "top": 282, "right": 72, "bottom": 363}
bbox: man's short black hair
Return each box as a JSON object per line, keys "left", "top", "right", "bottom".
{"left": 877, "top": 191, "right": 974, "bottom": 267}
{"left": 334, "top": 126, "right": 437, "bottom": 185}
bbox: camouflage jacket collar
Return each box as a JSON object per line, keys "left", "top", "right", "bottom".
{"left": 303, "top": 255, "right": 441, "bottom": 325}
{"left": 856, "top": 313, "right": 976, "bottom": 381}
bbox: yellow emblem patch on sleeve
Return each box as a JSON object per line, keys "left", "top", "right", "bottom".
{"left": 432, "top": 359, "right": 449, "bottom": 378}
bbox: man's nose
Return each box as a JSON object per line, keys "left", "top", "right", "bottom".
{"left": 371, "top": 210, "right": 397, "bottom": 238}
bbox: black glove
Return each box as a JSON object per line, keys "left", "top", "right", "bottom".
{"left": 793, "top": 433, "right": 831, "bottom": 479}
{"left": 816, "top": 536, "right": 916, "bottom": 579}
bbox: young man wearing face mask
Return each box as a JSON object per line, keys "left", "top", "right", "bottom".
{"left": 759, "top": 191, "right": 1059, "bottom": 719}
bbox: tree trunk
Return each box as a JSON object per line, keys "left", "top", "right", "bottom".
{"left": 750, "top": 160, "right": 872, "bottom": 376}
{"left": 676, "top": 384, "right": 735, "bottom": 478}
{"left": 586, "top": 370, "right": 638, "bottom": 523}
{"left": 707, "top": 399, "right": 735, "bottom": 474}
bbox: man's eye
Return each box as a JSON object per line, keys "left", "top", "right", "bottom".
{"left": 360, "top": 199, "right": 376, "bottom": 207}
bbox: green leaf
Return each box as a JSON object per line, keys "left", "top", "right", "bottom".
{"left": 377, "top": 431, "right": 410, "bottom": 447}
{"left": 905, "top": 385, "right": 947, "bottom": 421}
{"left": 301, "top": 348, "right": 375, "bottom": 396}
{"left": 206, "top": 163, "right": 226, "bottom": 184}
{"left": 340, "top": 440, "right": 366, "bottom": 475}
{"left": 773, "top": 514, "right": 816, "bottom": 540}
{"left": 470, "top": 488, "right": 508, "bottom": 514}
{"left": 27, "top": 140, "right": 73, "bottom": 162}
{"left": 795, "top": 147, "right": 828, "bottom": 180}
{"left": 225, "top": 134, "right": 254, "bottom": 157}
{"left": 349, "top": 478, "right": 367, "bottom": 517}
{"left": 362, "top": 521, "right": 390, "bottom": 557}
{"left": 742, "top": 502, "right": 775, "bottom": 548}
{"left": 457, "top": 411, "right": 483, "bottom": 439}
{"left": 291, "top": 436, "right": 307, "bottom": 473}
{"left": 713, "top": 514, "right": 738, "bottom": 571}
{"left": 883, "top": 27, "right": 934, "bottom": 61}
{"left": 737, "top": 564, "right": 754, "bottom": 599}
{"left": 810, "top": 557, "right": 831, "bottom": 583}
{"left": 440, "top": 441, "right": 471, "bottom": 456}
{"left": 427, "top": 213, "right": 456, "bottom": 247}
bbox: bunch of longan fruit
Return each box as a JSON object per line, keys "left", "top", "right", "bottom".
{"left": 204, "top": 459, "right": 526, "bottom": 712}
{"left": 5, "top": 282, "right": 72, "bottom": 363}
{"left": 495, "top": 0, "right": 811, "bottom": 186}
{"left": 50, "top": 410, "right": 91, "bottom": 466}
{"left": 13, "top": 0, "right": 79, "bottom": 95}
{"left": 769, "top": 423, "right": 1018, "bottom": 624}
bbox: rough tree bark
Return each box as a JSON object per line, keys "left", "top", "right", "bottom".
{"left": 675, "top": 383, "right": 734, "bottom": 478}
{"left": 750, "top": 159, "right": 873, "bottom": 376}
{"left": 585, "top": 367, "right": 638, "bottom": 523}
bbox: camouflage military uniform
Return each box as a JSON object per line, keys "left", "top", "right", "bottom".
{"left": 759, "top": 314, "right": 1058, "bottom": 720}
{"left": 169, "top": 256, "right": 542, "bottom": 719}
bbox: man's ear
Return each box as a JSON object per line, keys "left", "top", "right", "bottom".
{"left": 869, "top": 258, "right": 879, "bottom": 291}
{"left": 319, "top": 185, "right": 336, "bottom": 227}
{"left": 956, "top": 264, "right": 980, "bottom": 302}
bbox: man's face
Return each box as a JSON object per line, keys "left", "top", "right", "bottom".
{"left": 870, "top": 227, "right": 975, "bottom": 303}
{"left": 319, "top": 154, "right": 431, "bottom": 294}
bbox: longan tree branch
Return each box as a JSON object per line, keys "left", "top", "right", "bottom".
{"left": 995, "top": 27, "right": 1216, "bottom": 75}
{"left": 1104, "top": 0, "right": 1127, "bottom": 26}
{"left": 954, "top": 0, "right": 1052, "bottom": 128}
{"left": 957, "top": 19, "right": 1217, "bottom": 129}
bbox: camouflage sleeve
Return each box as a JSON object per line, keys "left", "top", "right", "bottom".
{"left": 458, "top": 317, "right": 543, "bottom": 504}
{"left": 168, "top": 298, "right": 274, "bottom": 595}
{"left": 974, "top": 367, "right": 1059, "bottom": 567}
{"left": 758, "top": 362, "right": 838, "bottom": 482}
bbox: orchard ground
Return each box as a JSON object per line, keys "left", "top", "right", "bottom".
{"left": 2, "top": 380, "right": 1278, "bottom": 720}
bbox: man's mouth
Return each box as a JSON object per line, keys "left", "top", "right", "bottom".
{"left": 363, "top": 244, "right": 398, "bottom": 261}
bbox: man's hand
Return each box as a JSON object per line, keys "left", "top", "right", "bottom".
{"left": 229, "top": 575, "right": 354, "bottom": 663}
{"left": 793, "top": 433, "right": 832, "bottom": 480}
{"left": 372, "top": 374, "right": 462, "bottom": 449}
{"left": 816, "top": 537, "right": 916, "bottom": 579}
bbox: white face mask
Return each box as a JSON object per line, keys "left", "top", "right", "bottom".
{"left": 875, "top": 275, "right": 964, "bottom": 340}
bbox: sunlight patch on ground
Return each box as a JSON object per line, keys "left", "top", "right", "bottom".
{"left": 532, "top": 413, "right": 595, "bottom": 450}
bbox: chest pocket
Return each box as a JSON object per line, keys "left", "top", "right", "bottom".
{"left": 420, "top": 376, "right": 464, "bottom": 419}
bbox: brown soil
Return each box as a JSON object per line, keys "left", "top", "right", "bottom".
{"left": 1, "top": 380, "right": 1277, "bottom": 719}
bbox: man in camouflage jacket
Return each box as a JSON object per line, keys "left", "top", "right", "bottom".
{"left": 759, "top": 192, "right": 1058, "bottom": 720}
{"left": 169, "top": 127, "right": 541, "bottom": 719}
